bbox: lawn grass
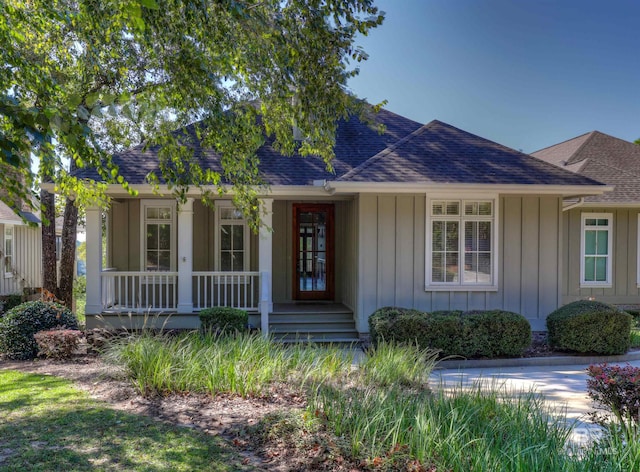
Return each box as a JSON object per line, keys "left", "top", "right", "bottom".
{"left": 0, "top": 370, "right": 253, "bottom": 472}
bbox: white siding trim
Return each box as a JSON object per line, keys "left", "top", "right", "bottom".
{"left": 580, "top": 212, "right": 613, "bottom": 288}
{"left": 425, "top": 193, "right": 499, "bottom": 291}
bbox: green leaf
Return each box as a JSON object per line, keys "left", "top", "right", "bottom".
{"left": 85, "top": 92, "right": 99, "bottom": 107}
{"left": 139, "top": 0, "right": 160, "bottom": 10}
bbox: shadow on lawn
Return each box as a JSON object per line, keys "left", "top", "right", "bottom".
{"left": 0, "top": 373, "right": 253, "bottom": 472}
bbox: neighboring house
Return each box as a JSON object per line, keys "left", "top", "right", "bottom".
{"left": 69, "top": 110, "right": 608, "bottom": 339}
{"left": 532, "top": 131, "right": 640, "bottom": 309}
{"left": 0, "top": 200, "right": 42, "bottom": 296}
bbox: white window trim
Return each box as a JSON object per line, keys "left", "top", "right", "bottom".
{"left": 580, "top": 212, "right": 613, "bottom": 288}
{"left": 4, "top": 224, "right": 13, "bottom": 279}
{"left": 425, "top": 194, "right": 499, "bottom": 291}
{"left": 140, "top": 200, "right": 177, "bottom": 272}
{"left": 214, "top": 200, "right": 250, "bottom": 272}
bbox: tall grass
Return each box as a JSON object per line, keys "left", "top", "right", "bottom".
{"left": 360, "top": 341, "right": 439, "bottom": 388}
{"left": 310, "top": 381, "right": 574, "bottom": 471}
{"left": 105, "top": 331, "right": 354, "bottom": 397}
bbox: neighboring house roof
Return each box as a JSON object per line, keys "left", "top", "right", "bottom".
{"left": 0, "top": 201, "right": 40, "bottom": 226}
{"left": 75, "top": 109, "right": 604, "bottom": 190}
{"left": 532, "top": 131, "right": 640, "bottom": 203}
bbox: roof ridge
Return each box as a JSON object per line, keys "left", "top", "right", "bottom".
{"left": 337, "top": 120, "right": 437, "bottom": 181}
{"left": 565, "top": 131, "right": 600, "bottom": 166}
{"left": 531, "top": 131, "right": 595, "bottom": 155}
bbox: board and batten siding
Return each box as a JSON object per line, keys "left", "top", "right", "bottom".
{"left": 108, "top": 199, "right": 258, "bottom": 273}
{"left": 0, "top": 223, "right": 42, "bottom": 295}
{"left": 356, "top": 194, "right": 563, "bottom": 332}
{"left": 562, "top": 207, "right": 640, "bottom": 306}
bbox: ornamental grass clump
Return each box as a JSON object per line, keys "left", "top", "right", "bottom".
{"left": 309, "top": 382, "right": 573, "bottom": 471}
{"left": 105, "top": 331, "right": 352, "bottom": 397}
{"left": 0, "top": 301, "right": 78, "bottom": 359}
{"left": 547, "top": 300, "right": 632, "bottom": 355}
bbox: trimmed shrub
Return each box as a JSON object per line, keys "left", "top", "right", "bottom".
{"left": 547, "top": 300, "right": 632, "bottom": 355}
{"left": 369, "top": 307, "right": 531, "bottom": 358}
{"left": 34, "top": 329, "right": 83, "bottom": 359}
{"left": 199, "top": 307, "right": 248, "bottom": 334}
{"left": 0, "top": 301, "right": 79, "bottom": 360}
{"left": 0, "top": 294, "right": 23, "bottom": 316}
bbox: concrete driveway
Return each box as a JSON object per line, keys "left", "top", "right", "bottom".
{"left": 430, "top": 358, "right": 640, "bottom": 446}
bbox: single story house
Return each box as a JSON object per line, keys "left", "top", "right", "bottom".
{"left": 532, "top": 131, "right": 640, "bottom": 309}
{"left": 0, "top": 199, "right": 41, "bottom": 297}
{"left": 74, "top": 109, "right": 609, "bottom": 339}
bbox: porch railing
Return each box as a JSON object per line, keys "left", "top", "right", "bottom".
{"left": 99, "top": 271, "right": 261, "bottom": 312}
{"left": 192, "top": 271, "right": 260, "bottom": 311}
{"left": 101, "top": 271, "right": 178, "bottom": 312}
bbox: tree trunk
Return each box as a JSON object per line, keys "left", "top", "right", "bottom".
{"left": 40, "top": 189, "right": 58, "bottom": 294}
{"left": 58, "top": 198, "right": 78, "bottom": 307}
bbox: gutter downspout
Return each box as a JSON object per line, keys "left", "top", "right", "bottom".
{"left": 562, "top": 197, "right": 584, "bottom": 212}
{"left": 313, "top": 179, "right": 335, "bottom": 195}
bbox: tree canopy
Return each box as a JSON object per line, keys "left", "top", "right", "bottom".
{"left": 1, "top": 0, "right": 384, "bottom": 220}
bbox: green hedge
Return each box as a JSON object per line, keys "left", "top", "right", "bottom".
{"left": 547, "top": 300, "right": 632, "bottom": 355}
{"left": 0, "top": 294, "right": 23, "bottom": 316}
{"left": 369, "top": 307, "right": 531, "bottom": 358}
{"left": 198, "top": 307, "right": 248, "bottom": 334}
{"left": 0, "top": 301, "right": 79, "bottom": 360}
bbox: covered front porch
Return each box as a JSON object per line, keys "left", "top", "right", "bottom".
{"left": 84, "top": 197, "right": 358, "bottom": 338}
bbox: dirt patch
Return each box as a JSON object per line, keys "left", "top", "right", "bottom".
{"left": 0, "top": 355, "right": 364, "bottom": 471}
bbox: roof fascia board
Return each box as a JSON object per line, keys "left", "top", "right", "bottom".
{"left": 325, "top": 181, "right": 613, "bottom": 196}
{"left": 101, "top": 184, "right": 335, "bottom": 198}
{"left": 575, "top": 202, "right": 640, "bottom": 208}
{"left": 44, "top": 181, "right": 613, "bottom": 199}
{"left": 0, "top": 218, "right": 26, "bottom": 226}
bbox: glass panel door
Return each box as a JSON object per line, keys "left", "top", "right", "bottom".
{"left": 293, "top": 204, "right": 334, "bottom": 300}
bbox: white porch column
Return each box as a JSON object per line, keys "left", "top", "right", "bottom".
{"left": 259, "top": 198, "right": 273, "bottom": 336}
{"left": 85, "top": 205, "right": 102, "bottom": 315}
{"left": 177, "top": 198, "right": 194, "bottom": 313}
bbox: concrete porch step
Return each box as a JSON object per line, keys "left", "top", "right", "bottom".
{"left": 267, "top": 302, "right": 357, "bottom": 343}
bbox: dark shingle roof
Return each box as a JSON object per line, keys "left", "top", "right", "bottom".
{"left": 76, "top": 111, "right": 604, "bottom": 189}
{"left": 338, "top": 120, "right": 603, "bottom": 185}
{"left": 532, "top": 131, "right": 640, "bottom": 203}
{"left": 76, "top": 108, "right": 423, "bottom": 186}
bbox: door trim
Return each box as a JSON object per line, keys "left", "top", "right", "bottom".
{"left": 292, "top": 203, "right": 335, "bottom": 301}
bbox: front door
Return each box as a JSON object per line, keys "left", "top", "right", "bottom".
{"left": 293, "top": 204, "right": 334, "bottom": 300}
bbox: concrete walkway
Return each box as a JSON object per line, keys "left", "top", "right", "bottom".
{"left": 430, "top": 358, "right": 640, "bottom": 446}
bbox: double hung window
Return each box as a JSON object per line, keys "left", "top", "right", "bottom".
{"left": 427, "top": 198, "right": 496, "bottom": 288}
{"left": 142, "top": 201, "right": 175, "bottom": 271}
{"left": 4, "top": 225, "right": 13, "bottom": 278}
{"left": 581, "top": 213, "right": 612, "bottom": 287}
{"left": 216, "top": 202, "right": 249, "bottom": 271}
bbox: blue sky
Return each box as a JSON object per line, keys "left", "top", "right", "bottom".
{"left": 347, "top": 0, "right": 640, "bottom": 152}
